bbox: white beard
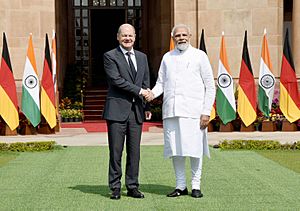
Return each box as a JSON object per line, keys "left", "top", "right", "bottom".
{"left": 176, "top": 43, "right": 189, "bottom": 51}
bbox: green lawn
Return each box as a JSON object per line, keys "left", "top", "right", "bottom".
{"left": 257, "top": 150, "right": 300, "bottom": 173}
{"left": 0, "top": 151, "right": 18, "bottom": 167}
{"left": 0, "top": 146, "right": 300, "bottom": 210}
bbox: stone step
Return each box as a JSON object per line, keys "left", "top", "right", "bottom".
{"left": 83, "top": 87, "right": 108, "bottom": 121}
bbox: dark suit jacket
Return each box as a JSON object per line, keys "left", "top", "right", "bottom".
{"left": 103, "top": 46, "right": 150, "bottom": 124}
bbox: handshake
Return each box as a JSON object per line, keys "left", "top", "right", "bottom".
{"left": 141, "top": 88, "right": 154, "bottom": 102}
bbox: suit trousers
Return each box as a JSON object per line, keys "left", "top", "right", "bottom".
{"left": 107, "top": 106, "right": 142, "bottom": 190}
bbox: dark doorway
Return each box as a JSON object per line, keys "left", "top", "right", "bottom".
{"left": 90, "top": 9, "right": 125, "bottom": 87}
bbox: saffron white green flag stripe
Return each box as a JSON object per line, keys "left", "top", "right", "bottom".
{"left": 216, "top": 33, "right": 236, "bottom": 124}
{"left": 21, "top": 34, "right": 40, "bottom": 127}
{"left": 258, "top": 29, "right": 275, "bottom": 117}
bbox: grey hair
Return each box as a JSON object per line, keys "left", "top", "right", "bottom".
{"left": 117, "top": 23, "right": 135, "bottom": 35}
{"left": 171, "top": 24, "right": 191, "bottom": 37}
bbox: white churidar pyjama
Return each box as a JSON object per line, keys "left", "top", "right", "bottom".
{"left": 172, "top": 156, "right": 203, "bottom": 190}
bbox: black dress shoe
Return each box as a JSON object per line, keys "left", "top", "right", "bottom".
{"left": 127, "top": 188, "right": 145, "bottom": 198}
{"left": 191, "top": 189, "right": 203, "bottom": 198}
{"left": 110, "top": 188, "right": 121, "bottom": 200}
{"left": 167, "top": 188, "right": 188, "bottom": 197}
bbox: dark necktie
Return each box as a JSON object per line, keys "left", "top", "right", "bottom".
{"left": 126, "top": 52, "right": 136, "bottom": 79}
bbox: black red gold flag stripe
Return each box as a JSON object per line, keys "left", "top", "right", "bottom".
{"left": 199, "top": 29, "right": 216, "bottom": 121}
{"left": 279, "top": 29, "right": 300, "bottom": 122}
{"left": 40, "top": 34, "right": 56, "bottom": 128}
{"left": 0, "top": 33, "right": 19, "bottom": 130}
{"left": 199, "top": 29, "right": 207, "bottom": 54}
{"left": 237, "top": 31, "right": 257, "bottom": 127}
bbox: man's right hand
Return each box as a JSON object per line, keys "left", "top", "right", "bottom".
{"left": 141, "top": 88, "right": 154, "bottom": 102}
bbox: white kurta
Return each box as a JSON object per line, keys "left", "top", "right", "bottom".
{"left": 152, "top": 45, "right": 215, "bottom": 158}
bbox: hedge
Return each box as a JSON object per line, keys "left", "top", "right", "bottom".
{"left": 0, "top": 141, "right": 57, "bottom": 152}
{"left": 219, "top": 140, "right": 300, "bottom": 150}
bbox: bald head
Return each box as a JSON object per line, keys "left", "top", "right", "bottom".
{"left": 118, "top": 23, "right": 135, "bottom": 35}
{"left": 117, "top": 23, "right": 136, "bottom": 51}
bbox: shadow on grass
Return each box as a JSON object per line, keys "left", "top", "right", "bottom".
{"left": 68, "top": 184, "right": 173, "bottom": 197}
{"left": 68, "top": 185, "right": 109, "bottom": 197}
{"left": 140, "top": 184, "right": 173, "bottom": 195}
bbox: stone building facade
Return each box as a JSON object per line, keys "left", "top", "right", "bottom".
{"left": 0, "top": 0, "right": 298, "bottom": 98}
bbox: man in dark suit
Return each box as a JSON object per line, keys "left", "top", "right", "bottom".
{"left": 103, "top": 23, "right": 151, "bottom": 200}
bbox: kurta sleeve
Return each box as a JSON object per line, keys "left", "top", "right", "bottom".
{"left": 199, "top": 52, "right": 216, "bottom": 116}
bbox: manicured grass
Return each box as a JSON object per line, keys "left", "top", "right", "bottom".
{"left": 0, "top": 152, "right": 18, "bottom": 167}
{"left": 256, "top": 150, "right": 300, "bottom": 173}
{"left": 0, "top": 146, "right": 300, "bottom": 210}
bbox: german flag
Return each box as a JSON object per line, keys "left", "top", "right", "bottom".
{"left": 0, "top": 33, "right": 19, "bottom": 130}
{"left": 279, "top": 29, "right": 300, "bottom": 123}
{"left": 40, "top": 34, "right": 56, "bottom": 128}
{"left": 209, "top": 101, "right": 216, "bottom": 122}
{"left": 237, "top": 31, "right": 256, "bottom": 127}
{"left": 199, "top": 29, "right": 216, "bottom": 121}
{"left": 199, "top": 29, "right": 207, "bottom": 53}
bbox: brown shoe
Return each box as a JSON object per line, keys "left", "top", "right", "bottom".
{"left": 167, "top": 188, "right": 188, "bottom": 197}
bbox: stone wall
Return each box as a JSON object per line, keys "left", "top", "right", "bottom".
{"left": 0, "top": 0, "right": 55, "bottom": 96}
{"left": 0, "top": 0, "right": 298, "bottom": 96}
{"left": 173, "top": 0, "right": 283, "bottom": 79}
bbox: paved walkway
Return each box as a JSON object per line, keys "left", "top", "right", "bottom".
{"left": 1, "top": 127, "right": 299, "bottom": 146}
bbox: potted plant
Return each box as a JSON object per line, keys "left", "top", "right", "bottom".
{"left": 73, "top": 109, "right": 83, "bottom": 122}
{"left": 60, "top": 109, "right": 71, "bottom": 122}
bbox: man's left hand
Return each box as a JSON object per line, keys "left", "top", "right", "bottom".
{"left": 200, "top": 115, "right": 210, "bottom": 129}
{"left": 145, "top": 111, "right": 152, "bottom": 120}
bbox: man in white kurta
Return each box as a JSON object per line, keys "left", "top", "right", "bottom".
{"left": 149, "top": 24, "right": 215, "bottom": 198}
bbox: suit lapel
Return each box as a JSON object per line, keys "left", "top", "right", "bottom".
{"left": 116, "top": 47, "right": 135, "bottom": 81}
{"left": 134, "top": 50, "right": 143, "bottom": 83}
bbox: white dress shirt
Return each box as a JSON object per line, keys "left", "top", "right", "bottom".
{"left": 119, "top": 45, "right": 137, "bottom": 71}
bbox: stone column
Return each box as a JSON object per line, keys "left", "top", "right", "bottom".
{"left": 292, "top": 0, "right": 300, "bottom": 75}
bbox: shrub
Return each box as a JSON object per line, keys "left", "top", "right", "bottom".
{"left": 0, "top": 143, "right": 9, "bottom": 151}
{"left": 296, "top": 141, "right": 300, "bottom": 150}
{"left": 0, "top": 141, "right": 56, "bottom": 152}
{"left": 219, "top": 140, "right": 300, "bottom": 150}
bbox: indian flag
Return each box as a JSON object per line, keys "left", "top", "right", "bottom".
{"left": 169, "top": 33, "right": 174, "bottom": 51}
{"left": 21, "top": 34, "right": 40, "bottom": 127}
{"left": 258, "top": 29, "right": 275, "bottom": 117}
{"left": 216, "top": 32, "right": 236, "bottom": 124}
